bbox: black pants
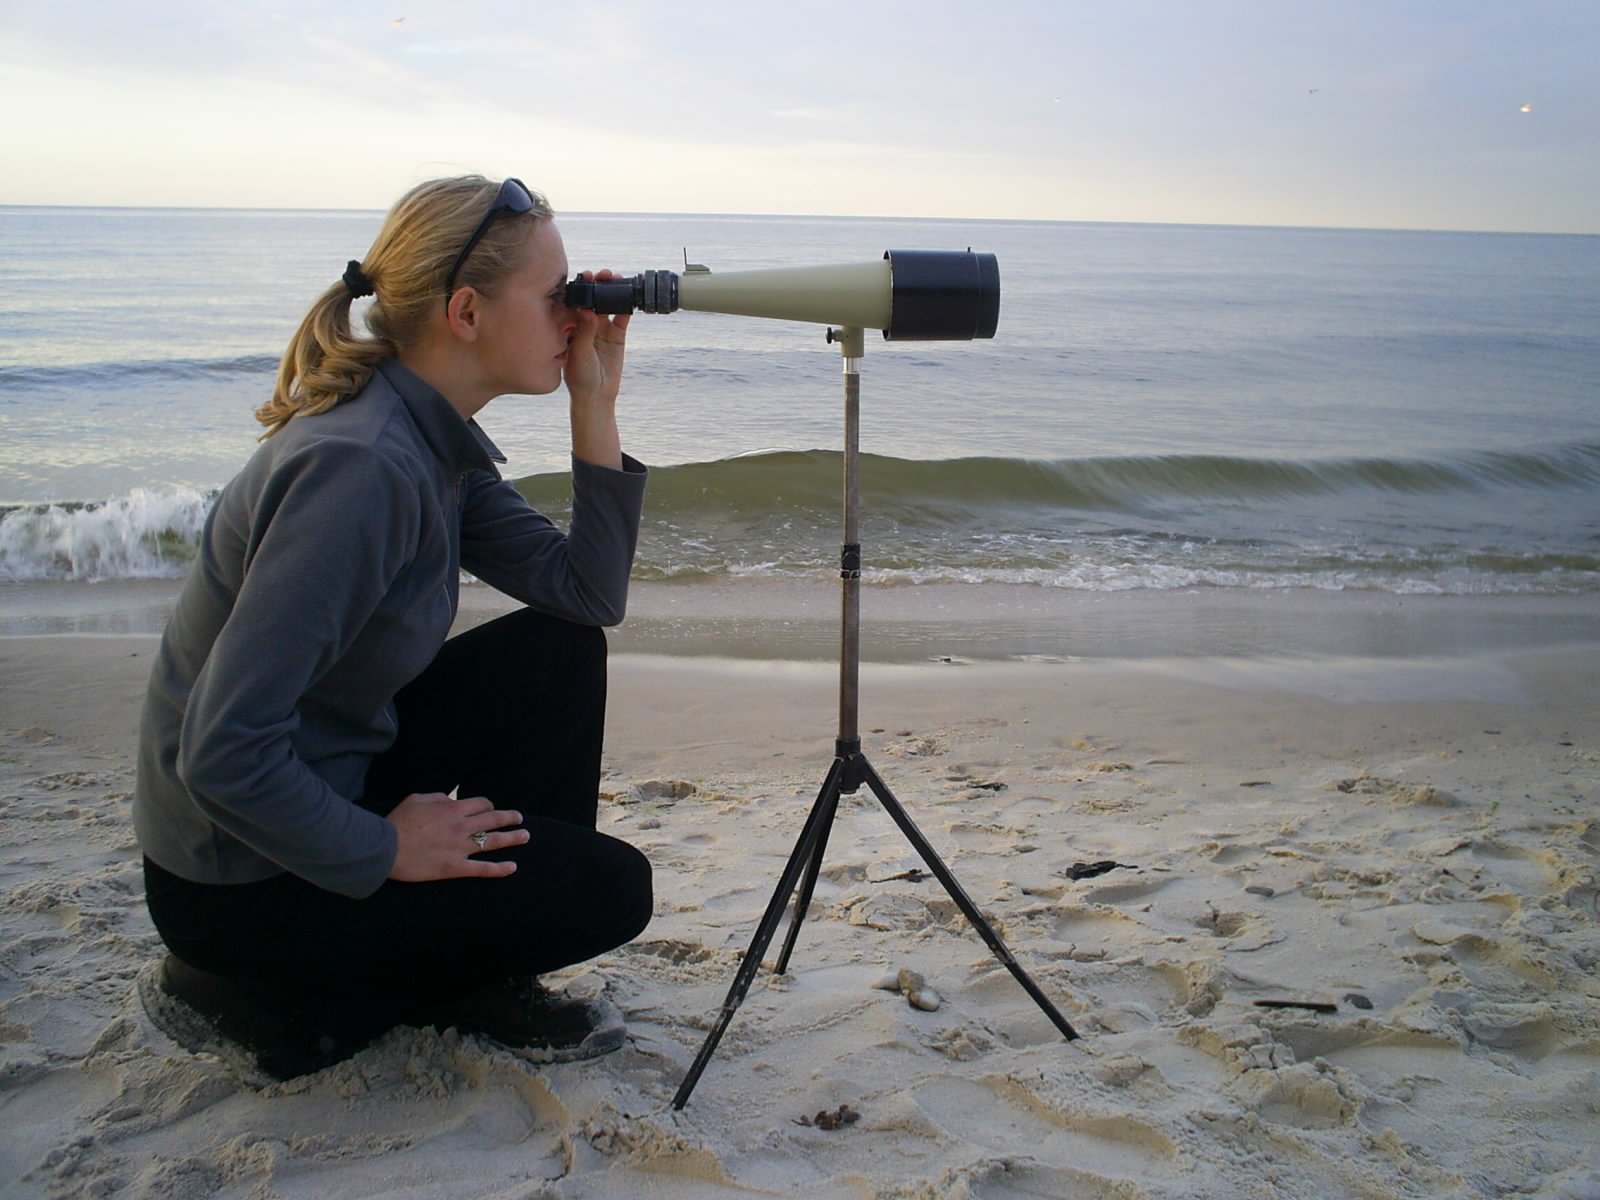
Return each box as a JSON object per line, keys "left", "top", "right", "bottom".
{"left": 144, "top": 608, "right": 653, "bottom": 1007}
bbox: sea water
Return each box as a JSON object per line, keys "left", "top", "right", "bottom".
{"left": 2, "top": 206, "right": 1598, "bottom": 602}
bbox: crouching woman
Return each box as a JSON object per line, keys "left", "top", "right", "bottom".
{"left": 133, "top": 176, "right": 651, "bottom": 1079}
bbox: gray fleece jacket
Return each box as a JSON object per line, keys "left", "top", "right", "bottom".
{"left": 133, "top": 358, "right": 647, "bottom": 899}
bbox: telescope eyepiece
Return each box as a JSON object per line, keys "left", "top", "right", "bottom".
{"left": 564, "top": 271, "right": 679, "bottom": 315}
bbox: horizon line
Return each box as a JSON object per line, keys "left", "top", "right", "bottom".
{"left": 0, "top": 202, "right": 1593, "bottom": 240}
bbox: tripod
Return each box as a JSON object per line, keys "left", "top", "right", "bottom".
{"left": 671, "top": 326, "right": 1080, "bottom": 1110}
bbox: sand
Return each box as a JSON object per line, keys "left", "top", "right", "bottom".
{"left": 2, "top": 613, "right": 1598, "bottom": 1198}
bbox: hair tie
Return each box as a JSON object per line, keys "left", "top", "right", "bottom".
{"left": 342, "top": 260, "right": 375, "bottom": 299}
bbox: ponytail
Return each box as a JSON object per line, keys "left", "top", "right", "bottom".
{"left": 256, "top": 281, "right": 393, "bottom": 437}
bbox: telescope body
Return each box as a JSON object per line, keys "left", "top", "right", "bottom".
{"left": 567, "top": 250, "right": 999, "bottom": 341}
{"left": 680, "top": 261, "right": 892, "bottom": 330}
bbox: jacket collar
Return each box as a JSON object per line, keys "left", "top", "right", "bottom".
{"left": 374, "top": 358, "right": 507, "bottom": 477}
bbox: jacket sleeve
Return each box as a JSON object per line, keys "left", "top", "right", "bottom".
{"left": 459, "top": 453, "right": 647, "bottom": 626}
{"left": 175, "top": 439, "right": 417, "bottom": 898}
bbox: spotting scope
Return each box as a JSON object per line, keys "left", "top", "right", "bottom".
{"left": 564, "top": 249, "right": 999, "bottom": 341}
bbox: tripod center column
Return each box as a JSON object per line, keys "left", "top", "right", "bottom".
{"left": 831, "top": 326, "right": 865, "bottom": 754}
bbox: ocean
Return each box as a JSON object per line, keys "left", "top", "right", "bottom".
{"left": 3, "top": 206, "right": 1599, "bottom": 637}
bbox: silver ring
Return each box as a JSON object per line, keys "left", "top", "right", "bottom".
{"left": 469, "top": 830, "right": 489, "bottom": 849}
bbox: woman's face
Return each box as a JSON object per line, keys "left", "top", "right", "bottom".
{"left": 473, "top": 219, "right": 577, "bottom": 397}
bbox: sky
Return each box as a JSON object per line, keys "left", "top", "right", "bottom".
{"left": 2, "top": 0, "right": 1596, "bottom": 233}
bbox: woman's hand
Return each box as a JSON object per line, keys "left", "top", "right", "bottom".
{"left": 564, "top": 269, "right": 628, "bottom": 470}
{"left": 385, "top": 792, "right": 529, "bottom": 882}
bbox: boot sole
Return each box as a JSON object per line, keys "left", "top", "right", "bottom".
{"left": 457, "top": 994, "right": 628, "bottom": 1063}
{"left": 134, "top": 960, "right": 279, "bottom": 1088}
{"left": 505, "top": 1019, "right": 626, "bottom": 1064}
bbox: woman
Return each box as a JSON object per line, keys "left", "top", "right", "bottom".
{"left": 133, "top": 176, "right": 653, "bottom": 1080}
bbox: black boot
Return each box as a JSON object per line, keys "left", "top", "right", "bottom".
{"left": 138, "top": 954, "right": 376, "bottom": 1082}
{"left": 433, "top": 976, "right": 625, "bottom": 1062}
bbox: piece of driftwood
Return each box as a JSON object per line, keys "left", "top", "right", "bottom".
{"left": 1253, "top": 999, "right": 1337, "bottom": 1014}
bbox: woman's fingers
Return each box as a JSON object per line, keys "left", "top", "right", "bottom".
{"left": 386, "top": 793, "right": 528, "bottom": 881}
{"left": 458, "top": 795, "right": 521, "bottom": 826}
{"left": 459, "top": 798, "right": 528, "bottom": 854}
{"left": 465, "top": 826, "right": 530, "bottom": 855}
{"left": 457, "top": 857, "right": 519, "bottom": 879}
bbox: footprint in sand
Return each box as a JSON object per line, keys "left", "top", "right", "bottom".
{"left": 1458, "top": 1001, "right": 1564, "bottom": 1059}
{"left": 1467, "top": 836, "right": 1565, "bottom": 898}
{"left": 1265, "top": 1017, "right": 1507, "bottom": 1106}
{"left": 1247, "top": 1060, "right": 1362, "bottom": 1130}
{"left": 1119, "top": 957, "right": 1220, "bottom": 1017}
{"left": 1051, "top": 903, "right": 1143, "bottom": 949}
{"left": 1194, "top": 904, "right": 1279, "bottom": 951}
{"left": 1409, "top": 921, "right": 1563, "bottom": 990}
{"left": 1080, "top": 876, "right": 1169, "bottom": 906}
{"left": 617, "top": 938, "right": 730, "bottom": 984}
{"left": 908, "top": 1074, "right": 1177, "bottom": 1183}
{"left": 1201, "top": 838, "right": 1265, "bottom": 866}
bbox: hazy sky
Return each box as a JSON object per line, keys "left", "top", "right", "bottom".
{"left": 3, "top": 1, "right": 1596, "bottom": 232}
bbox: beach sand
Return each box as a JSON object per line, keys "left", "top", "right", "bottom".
{"left": 2, "top": 606, "right": 1598, "bottom": 1197}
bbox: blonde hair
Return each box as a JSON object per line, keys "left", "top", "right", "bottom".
{"left": 256, "top": 175, "right": 555, "bottom": 437}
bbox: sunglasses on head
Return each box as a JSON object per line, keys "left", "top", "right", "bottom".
{"left": 442, "top": 177, "right": 536, "bottom": 312}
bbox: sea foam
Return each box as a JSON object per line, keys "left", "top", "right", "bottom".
{"left": 0, "top": 489, "right": 212, "bottom": 581}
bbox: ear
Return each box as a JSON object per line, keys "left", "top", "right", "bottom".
{"left": 445, "top": 287, "right": 482, "bottom": 342}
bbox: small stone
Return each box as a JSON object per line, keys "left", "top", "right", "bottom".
{"left": 876, "top": 967, "right": 943, "bottom": 1010}
{"left": 1343, "top": 992, "right": 1374, "bottom": 1010}
{"left": 907, "top": 986, "right": 943, "bottom": 1012}
{"left": 1245, "top": 885, "right": 1276, "bottom": 897}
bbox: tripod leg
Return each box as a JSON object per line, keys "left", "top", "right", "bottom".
{"left": 773, "top": 774, "right": 843, "bottom": 975}
{"left": 672, "top": 760, "right": 847, "bottom": 1109}
{"left": 859, "top": 758, "right": 1080, "bottom": 1041}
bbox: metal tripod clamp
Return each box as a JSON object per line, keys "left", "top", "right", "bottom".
{"left": 827, "top": 325, "right": 865, "bottom": 361}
